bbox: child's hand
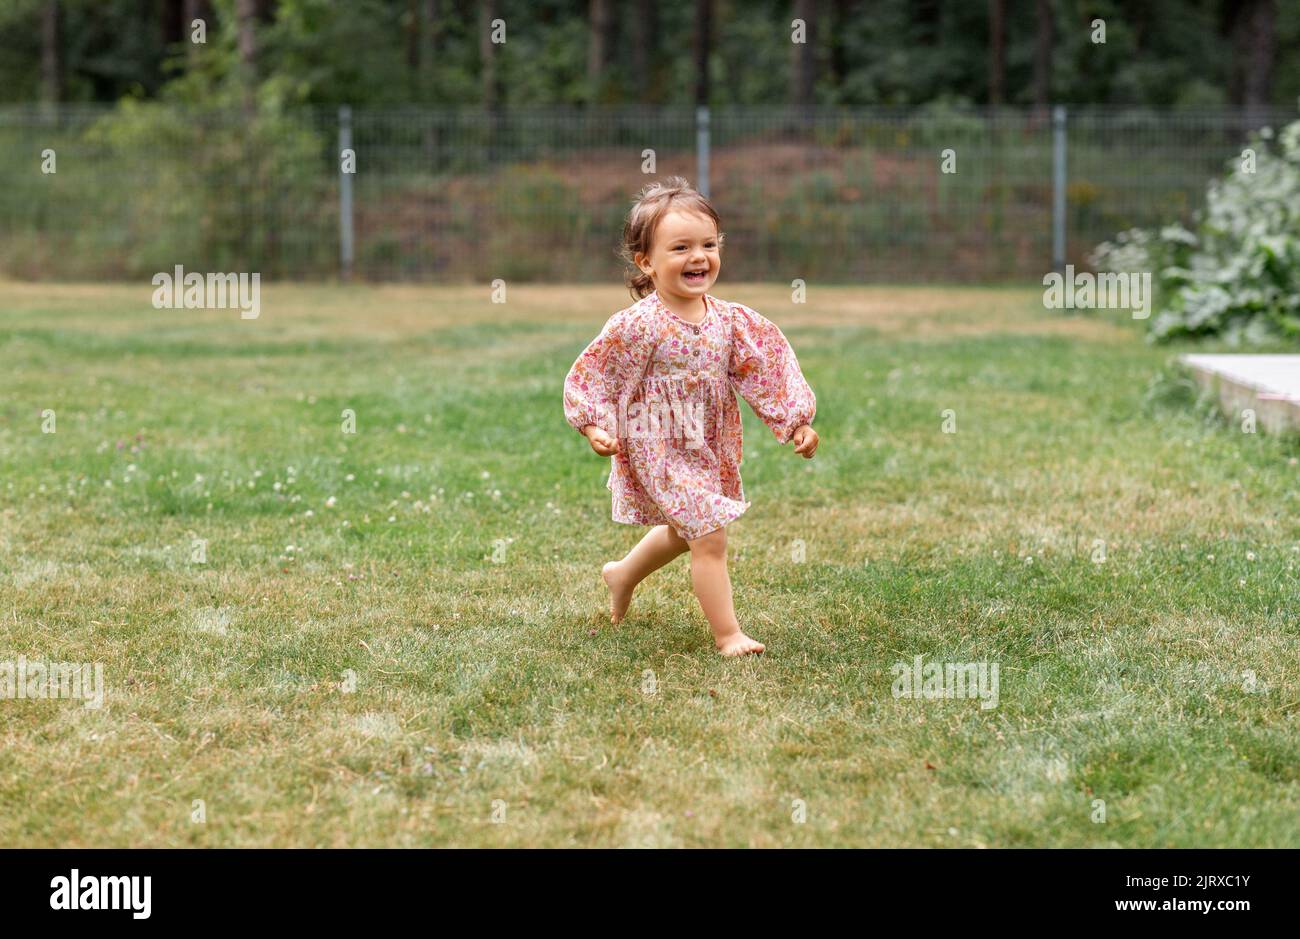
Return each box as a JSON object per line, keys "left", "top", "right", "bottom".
{"left": 583, "top": 424, "right": 621, "bottom": 457}
{"left": 791, "top": 424, "right": 818, "bottom": 458}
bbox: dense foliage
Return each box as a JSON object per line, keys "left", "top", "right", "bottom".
{"left": 1091, "top": 114, "right": 1300, "bottom": 344}
{"left": 1, "top": 0, "right": 1298, "bottom": 110}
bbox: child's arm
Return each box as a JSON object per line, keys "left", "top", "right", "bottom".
{"left": 727, "top": 303, "right": 818, "bottom": 455}
{"left": 563, "top": 307, "right": 651, "bottom": 456}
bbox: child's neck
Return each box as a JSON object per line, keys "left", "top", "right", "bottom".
{"left": 656, "top": 288, "right": 707, "bottom": 324}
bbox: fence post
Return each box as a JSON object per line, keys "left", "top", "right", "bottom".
{"left": 339, "top": 105, "right": 354, "bottom": 282}
{"left": 1052, "top": 105, "right": 1067, "bottom": 275}
{"left": 696, "top": 106, "right": 711, "bottom": 198}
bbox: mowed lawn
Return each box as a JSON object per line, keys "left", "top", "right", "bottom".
{"left": 0, "top": 281, "right": 1297, "bottom": 848}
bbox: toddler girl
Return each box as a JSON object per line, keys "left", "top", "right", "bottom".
{"left": 562, "top": 177, "right": 818, "bottom": 656}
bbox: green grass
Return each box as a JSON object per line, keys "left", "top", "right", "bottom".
{"left": 0, "top": 281, "right": 1296, "bottom": 847}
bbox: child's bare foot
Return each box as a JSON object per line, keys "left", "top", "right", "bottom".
{"left": 715, "top": 630, "right": 765, "bottom": 656}
{"left": 601, "top": 561, "right": 634, "bottom": 624}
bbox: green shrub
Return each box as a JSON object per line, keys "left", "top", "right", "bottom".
{"left": 1091, "top": 114, "right": 1300, "bottom": 344}
{"left": 82, "top": 99, "right": 332, "bottom": 278}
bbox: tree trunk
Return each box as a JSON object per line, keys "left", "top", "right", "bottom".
{"left": 791, "top": 0, "right": 816, "bottom": 110}
{"left": 1033, "top": 0, "right": 1052, "bottom": 117}
{"left": 630, "top": 0, "right": 658, "bottom": 103}
{"left": 480, "top": 0, "right": 498, "bottom": 109}
{"left": 236, "top": 0, "right": 257, "bottom": 71}
{"left": 829, "top": 0, "right": 854, "bottom": 91}
{"left": 423, "top": 0, "right": 442, "bottom": 99}
{"left": 693, "top": 0, "right": 711, "bottom": 108}
{"left": 162, "top": 0, "right": 183, "bottom": 50}
{"left": 41, "top": 0, "right": 61, "bottom": 120}
{"left": 480, "top": 0, "right": 504, "bottom": 159}
{"left": 421, "top": 0, "right": 443, "bottom": 161}
{"left": 1232, "top": 0, "right": 1276, "bottom": 129}
{"left": 407, "top": 0, "right": 421, "bottom": 97}
{"left": 988, "top": 0, "right": 1004, "bottom": 107}
{"left": 587, "top": 0, "right": 613, "bottom": 103}
{"left": 236, "top": 0, "right": 258, "bottom": 112}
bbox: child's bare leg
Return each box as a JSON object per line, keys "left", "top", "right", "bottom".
{"left": 602, "top": 524, "right": 689, "bottom": 623}
{"left": 686, "top": 526, "right": 765, "bottom": 656}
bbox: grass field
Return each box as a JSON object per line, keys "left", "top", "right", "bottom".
{"left": 0, "top": 281, "right": 1297, "bottom": 847}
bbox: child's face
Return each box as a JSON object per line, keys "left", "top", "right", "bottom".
{"left": 635, "top": 210, "right": 721, "bottom": 301}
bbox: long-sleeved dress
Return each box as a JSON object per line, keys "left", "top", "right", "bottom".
{"left": 563, "top": 289, "right": 816, "bottom": 540}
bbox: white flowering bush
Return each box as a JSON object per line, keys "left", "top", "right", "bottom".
{"left": 1091, "top": 116, "right": 1300, "bottom": 344}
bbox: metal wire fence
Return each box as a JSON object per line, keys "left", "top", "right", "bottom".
{"left": 0, "top": 104, "right": 1291, "bottom": 283}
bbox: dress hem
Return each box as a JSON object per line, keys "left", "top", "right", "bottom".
{"left": 612, "top": 495, "right": 751, "bottom": 541}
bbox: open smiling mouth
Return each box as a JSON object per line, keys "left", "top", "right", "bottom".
{"left": 683, "top": 270, "right": 708, "bottom": 283}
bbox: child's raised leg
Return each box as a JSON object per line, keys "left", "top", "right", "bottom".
{"left": 687, "top": 526, "right": 765, "bottom": 656}
{"left": 602, "top": 524, "right": 689, "bottom": 623}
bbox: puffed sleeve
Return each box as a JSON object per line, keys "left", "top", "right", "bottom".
{"left": 727, "top": 302, "right": 816, "bottom": 444}
{"left": 563, "top": 306, "right": 654, "bottom": 436}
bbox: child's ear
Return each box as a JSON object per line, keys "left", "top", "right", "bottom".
{"left": 633, "top": 251, "right": 652, "bottom": 274}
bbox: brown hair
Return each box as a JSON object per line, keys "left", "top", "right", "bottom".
{"left": 618, "top": 176, "right": 725, "bottom": 300}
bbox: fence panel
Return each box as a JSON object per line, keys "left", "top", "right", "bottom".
{"left": 0, "top": 105, "right": 1290, "bottom": 284}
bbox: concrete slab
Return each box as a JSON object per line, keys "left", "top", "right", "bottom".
{"left": 1180, "top": 354, "right": 1300, "bottom": 433}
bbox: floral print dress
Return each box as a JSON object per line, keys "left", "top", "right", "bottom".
{"left": 563, "top": 290, "right": 816, "bottom": 540}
